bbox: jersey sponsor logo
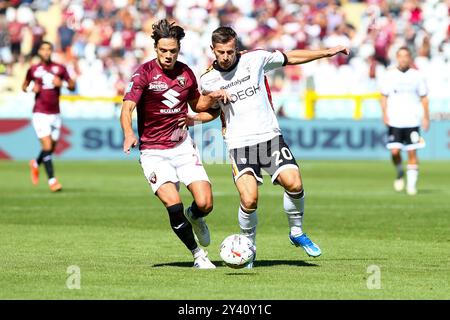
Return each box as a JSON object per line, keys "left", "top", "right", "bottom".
{"left": 161, "top": 89, "right": 181, "bottom": 108}
{"left": 149, "top": 81, "right": 168, "bottom": 92}
{"left": 229, "top": 85, "right": 261, "bottom": 103}
{"left": 33, "top": 66, "right": 46, "bottom": 78}
{"left": 160, "top": 108, "right": 181, "bottom": 114}
{"left": 220, "top": 75, "right": 250, "bottom": 90}
{"left": 37, "top": 70, "right": 55, "bottom": 90}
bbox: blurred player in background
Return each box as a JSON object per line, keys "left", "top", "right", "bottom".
{"left": 120, "top": 19, "right": 228, "bottom": 269}
{"left": 22, "top": 41, "right": 76, "bottom": 192}
{"left": 380, "top": 46, "right": 429, "bottom": 196}
{"left": 197, "top": 27, "right": 349, "bottom": 268}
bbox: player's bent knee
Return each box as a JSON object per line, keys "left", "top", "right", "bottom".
{"left": 157, "top": 190, "right": 181, "bottom": 207}
{"left": 240, "top": 198, "right": 258, "bottom": 211}
{"left": 282, "top": 177, "right": 302, "bottom": 194}
{"left": 190, "top": 198, "right": 213, "bottom": 218}
{"left": 285, "top": 183, "right": 302, "bottom": 194}
{"left": 196, "top": 200, "right": 213, "bottom": 215}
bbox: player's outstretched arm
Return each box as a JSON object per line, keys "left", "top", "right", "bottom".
{"left": 192, "top": 89, "right": 230, "bottom": 112}
{"left": 120, "top": 100, "right": 138, "bottom": 154}
{"left": 286, "top": 45, "right": 350, "bottom": 65}
{"left": 178, "top": 108, "right": 221, "bottom": 129}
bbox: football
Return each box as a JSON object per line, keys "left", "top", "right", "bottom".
{"left": 219, "top": 234, "right": 256, "bottom": 269}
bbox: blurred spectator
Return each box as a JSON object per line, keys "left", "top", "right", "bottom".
{"left": 57, "top": 20, "right": 75, "bottom": 54}
{"left": 0, "top": 0, "right": 9, "bottom": 15}
{"left": 0, "top": 16, "right": 12, "bottom": 75}
{"left": 8, "top": 15, "right": 24, "bottom": 63}
{"left": 28, "top": 19, "right": 46, "bottom": 59}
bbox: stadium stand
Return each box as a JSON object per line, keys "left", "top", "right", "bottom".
{"left": 0, "top": 0, "right": 449, "bottom": 119}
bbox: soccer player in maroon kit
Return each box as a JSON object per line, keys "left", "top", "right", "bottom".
{"left": 22, "top": 41, "right": 76, "bottom": 192}
{"left": 120, "top": 19, "right": 228, "bottom": 268}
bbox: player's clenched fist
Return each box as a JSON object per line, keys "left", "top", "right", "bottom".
{"left": 53, "top": 76, "right": 63, "bottom": 88}
{"left": 32, "top": 83, "right": 41, "bottom": 93}
{"left": 208, "top": 89, "right": 231, "bottom": 104}
{"left": 203, "top": 89, "right": 231, "bottom": 103}
{"left": 327, "top": 46, "right": 350, "bottom": 57}
{"left": 123, "top": 134, "right": 138, "bottom": 154}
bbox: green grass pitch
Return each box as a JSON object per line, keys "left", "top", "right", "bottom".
{"left": 0, "top": 160, "right": 449, "bottom": 299}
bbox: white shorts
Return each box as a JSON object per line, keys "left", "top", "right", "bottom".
{"left": 140, "top": 136, "right": 210, "bottom": 194}
{"left": 32, "top": 113, "right": 62, "bottom": 140}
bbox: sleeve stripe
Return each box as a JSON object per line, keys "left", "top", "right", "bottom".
{"left": 281, "top": 52, "right": 288, "bottom": 66}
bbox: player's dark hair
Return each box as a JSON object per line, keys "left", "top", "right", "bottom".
{"left": 151, "top": 19, "right": 185, "bottom": 47}
{"left": 212, "top": 26, "right": 237, "bottom": 46}
{"left": 397, "top": 46, "right": 412, "bottom": 55}
{"left": 39, "top": 41, "right": 54, "bottom": 50}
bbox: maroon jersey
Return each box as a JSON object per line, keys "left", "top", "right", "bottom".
{"left": 25, "top": 62, "right": 71, "bottom": 114}
{"left": 123, "top": 59, "right": 201, "bottom": 150}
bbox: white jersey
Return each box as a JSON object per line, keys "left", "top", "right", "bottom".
{"left": 200, "top": 49, "right": 287, "bottom": 149}
{"left": 380, "top": 67, "right": 428, "bottom": 128}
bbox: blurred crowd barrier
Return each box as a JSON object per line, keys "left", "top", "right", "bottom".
{"left": 1, "top": 118, "right": 450, "bottom": 160}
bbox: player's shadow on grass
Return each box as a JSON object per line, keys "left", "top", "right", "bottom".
{"left": 50, "top": 187, "right": 91, "bottom": 193}
{"left": 253, "top": 259, "right": 318, "bottom": 267}
{"left": 411, "top": 188, "right": 440, "bottom": 194}
{"left": 152, "top": 260, "right": 318, "bottom": 268}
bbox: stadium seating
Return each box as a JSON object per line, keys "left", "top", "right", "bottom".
{"left": 0, "top": 0, "right": 449, "bottom": 119}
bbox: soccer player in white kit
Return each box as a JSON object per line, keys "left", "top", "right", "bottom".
{"left": 120, "top": 20, "right": 228, "bottom": 269}
{"left": 197, "top": 27, "right": 349, "bottom": 267}
{"left": 380, "top": 47, "right": 429, "bottom": 195}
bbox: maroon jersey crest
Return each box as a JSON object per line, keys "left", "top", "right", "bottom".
{"left": 177, "top": 75, "right": 186, "bottom": 87}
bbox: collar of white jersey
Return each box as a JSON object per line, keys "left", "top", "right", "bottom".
{"left": 212, "top": 54, "right": 241, "bottom": 72}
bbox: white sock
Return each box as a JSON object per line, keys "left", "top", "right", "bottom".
{"left": 406, "top": 164, "right": 419, "bottom": 190}
{"left": 284, "top": 190, "right": 304, "bottom": 237}
{"left": 238, "top": 206, "right": 257, "bottom": 245}
{"left": 191, "top": 247, "right": 202, "bottom": 257}
{"left": 48, "top": 177, "right": 56, "bottom": 185}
